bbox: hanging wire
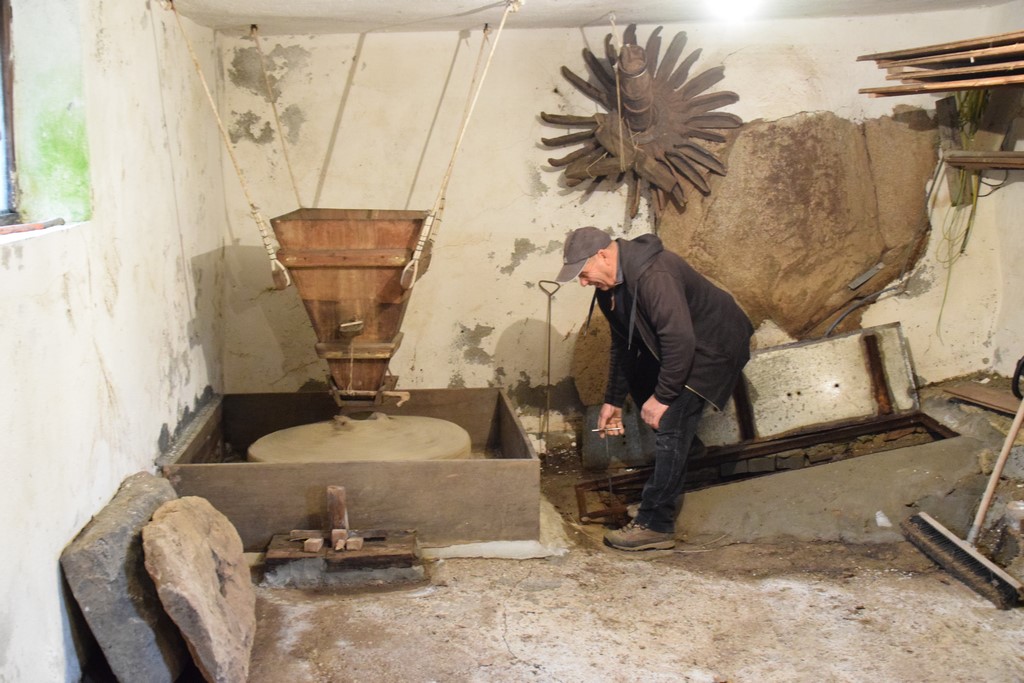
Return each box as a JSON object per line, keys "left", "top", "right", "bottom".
{"left": 251, "top": 24, "right": 304, "bottom": 209}
{"left": 401, "top": 0, "right": 523, "bottom": 289}
{"left": 608, "top": 13, "right": 628, "bottom": 172}
{"left": 978, "top": 170, "right": 1009, "bottom": 197}
{"left": 165, "top": 1, "right": 291, "bottom": 288}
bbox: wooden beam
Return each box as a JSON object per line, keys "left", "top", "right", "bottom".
{"left": 315, "top": 335, "right": 403, "bottom": 360}
{"left": 934, "top": 97, "right": 969, "bottom": 206}
{"left": 276, "top": 248, "right": 410, "bottom": 268}
{"left": 873, "top": 42, "right": 1024, "bottom": 70}
{"left": 860, "top": 73, "right": 1024, "bottom": 97}
{"left": 886, "top": 59, "right": 1024, "bottom": 82}
{"left": 857, "top": 29, "right": 1024, "bottom": 62}
{"left": 944, "top": 383, "right": 1022, "bottom": 415}
{"left": 944, "top": 151, "right": 1024, "bottom": 170}
{"left": 327, "top": 485, "right": 349, "bottom": 531}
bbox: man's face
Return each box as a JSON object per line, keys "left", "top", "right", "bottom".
{"left": 578, "top": 249, "right": 617, "bottom": 290}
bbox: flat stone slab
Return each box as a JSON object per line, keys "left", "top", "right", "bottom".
{"left": 60, "top": 471, "right": 188, "bottom": 683}
{"left": 678, "top": 435, "right": 984, "bottom": 544}
{"left": 143, "top": 496, "right": 256, "bottom": 683}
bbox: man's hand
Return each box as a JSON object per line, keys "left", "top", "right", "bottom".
{"left": 596, "top": 403, "right": 624, "bottom": 439}
{"left": 641, "top": 396, "right": 669, "bottom": 430}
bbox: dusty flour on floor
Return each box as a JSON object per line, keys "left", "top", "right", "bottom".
{"left": 248, "top": 542, "right": 1024, "bottom": 682}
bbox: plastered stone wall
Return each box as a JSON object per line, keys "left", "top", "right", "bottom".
{"left": 218, "top": 7, "right": 1023, "bottom": 436}
{"left": 0, "top": 2, "right": 226, "bottom": 680}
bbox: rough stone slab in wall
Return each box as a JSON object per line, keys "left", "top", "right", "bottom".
{"left": 657, "top": 109, "right": 938, "bottom": 338}
{"left": 60, "top": 471, "right": 188, "bottom": 683}
{"left": 142, "top": 496, "right": 256, "bottom": 683}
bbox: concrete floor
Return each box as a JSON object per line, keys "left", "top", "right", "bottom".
{"left": 247, "top": 518, "right": 1024, "bottom": 682}
{"left": 245, "top": 390, "right": 1024, "bottom": 682}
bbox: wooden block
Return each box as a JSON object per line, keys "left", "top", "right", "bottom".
{"left": 324, "top": 530, "right": 418, "bottom": 570}
{"left": 265, "top": 531, "right": 419, "bottom": 570}
{"left": 945, "top": 383, "right": 1021, "bottom": 416}
{"left": 266, "top": 534, "right": 326, "bottom": 562}
{"left": 327, "top": 486, "right": 349, "bottom": 531}
{"left": 289, "top": 530, "right": 325, "bottom": 541}
{"left": 303, "top": 537, "right": 324, "bottom": 553}
{"left": 331, "top": 528, "right": 349, "bottom": 546}
{"left": 344, "top": 537, "right": 364, "bottom": 551}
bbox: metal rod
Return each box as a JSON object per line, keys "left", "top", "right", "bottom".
{"left": 538, "top": 280, "right": 561, "bottom": 449}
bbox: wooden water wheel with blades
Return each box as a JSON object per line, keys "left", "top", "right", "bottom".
{"left": 541, "top": 24, "right": 741, "bottom": 222}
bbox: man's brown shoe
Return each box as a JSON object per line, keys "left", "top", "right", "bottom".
{"left": 604, "top": 521, "right": 676, "bottom": 551}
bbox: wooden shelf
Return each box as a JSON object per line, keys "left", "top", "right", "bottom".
{"left": 943, "top": 150, "right": 1024, "bottom": 170}
{"left": 858, "top": 29, "right": 1024, "bottom": 63}
{"left": 885, "top": 59, "right": 1024, "bottom": 83}
{"left": 858, "top": 29, "right": 1024, "bottom": 97}
{"left": 859, "top": 32, "right": 1024, "bottom": 177}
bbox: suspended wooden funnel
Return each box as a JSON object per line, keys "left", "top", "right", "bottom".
{"left": 271, "top": 208, "right": 430, "bottom": 402}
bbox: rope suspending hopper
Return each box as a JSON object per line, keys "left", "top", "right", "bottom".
{"left": 166, "top": 1, "right": 523, "bottom": 405}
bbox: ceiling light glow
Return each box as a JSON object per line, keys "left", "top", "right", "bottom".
{"left": 704, "top": 0, "right": 762, "bottom": 22}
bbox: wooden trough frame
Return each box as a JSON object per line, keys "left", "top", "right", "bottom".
{"left": 161, "top": 388, "right": 539, "bottom": 551}
{"left": 576, "top": 323, "right": 961, "bottom": 524}
{"left": 576, "top": 411, "right": 958, "bottom": 524}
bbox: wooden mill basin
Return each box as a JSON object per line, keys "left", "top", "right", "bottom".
{"left": 271, "top": 208, "right": 429, "bottom": 396}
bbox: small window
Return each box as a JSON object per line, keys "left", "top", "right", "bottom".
{"left": 0, "top": 0, "right": 15, "bottom": 225}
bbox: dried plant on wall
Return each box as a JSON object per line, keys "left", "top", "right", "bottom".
{"left": 541, "top": 24, "right": 741, "bottom": 222}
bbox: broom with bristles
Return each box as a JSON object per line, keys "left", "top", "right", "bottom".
{"left": 902, "top": 363, "right": 1024, "bottom": 609}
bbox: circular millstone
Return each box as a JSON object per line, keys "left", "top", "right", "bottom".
{"left": 247, "top": 413, "right": 472, "bottom": 463}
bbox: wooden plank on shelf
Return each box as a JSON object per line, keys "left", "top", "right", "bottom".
{"left": 943, "top": 383, "right": 1021, "bottom": 415}
{"left": 873, "top": 42, "right": 1024, "bottom": 70}
{"left": 943, "top": 150, "right": 1024, "bottom": 170}
{"left": 886, "top": 59, "right": 1024, "bottom": 82}
{"left": 857, "top": 29, "right": 1024, "bottom": 62}
{"left": 860, "top": 73, "right": 1024, "bottom": 96}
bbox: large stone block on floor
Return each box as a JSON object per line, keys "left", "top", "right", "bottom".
{"left": 60, "top": 471, "right": 188, "bottom": 683}
{"left": 143, "top": 496, "right": 256, "bottom": 683}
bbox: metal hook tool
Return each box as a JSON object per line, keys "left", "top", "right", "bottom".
{"left": 538, "top": 280, "right": 561, "bottom": 450}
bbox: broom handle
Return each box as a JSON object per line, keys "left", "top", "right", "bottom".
{"left": 967, "top": 392, "right": 1024, "bottom": 545}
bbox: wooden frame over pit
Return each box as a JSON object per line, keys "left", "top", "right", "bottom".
{"left": 162, "top": 388, "right": 539, "bottom": 550}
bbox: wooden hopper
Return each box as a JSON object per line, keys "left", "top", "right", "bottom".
{"left": 271, "top": 208, "right": 429, "bottom": 401}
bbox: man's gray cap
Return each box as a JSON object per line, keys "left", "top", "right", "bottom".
{"left": 555, "top": 226, "right": 612, "bottom": 282}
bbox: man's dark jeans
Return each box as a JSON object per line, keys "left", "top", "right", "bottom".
{"left": 633, "top": 389, "right": 707, "bottom": 533}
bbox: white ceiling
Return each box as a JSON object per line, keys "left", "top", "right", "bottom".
{"left": 172, "top": 0, "right": 1014, "bottom": 35}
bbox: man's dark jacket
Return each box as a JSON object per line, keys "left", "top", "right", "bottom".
{"left": 596, "top": 234, "right": 753, "bottom": 411}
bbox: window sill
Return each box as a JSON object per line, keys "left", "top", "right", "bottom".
{"left": 0, "top": 217, "right": 75, "bottom": 245}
